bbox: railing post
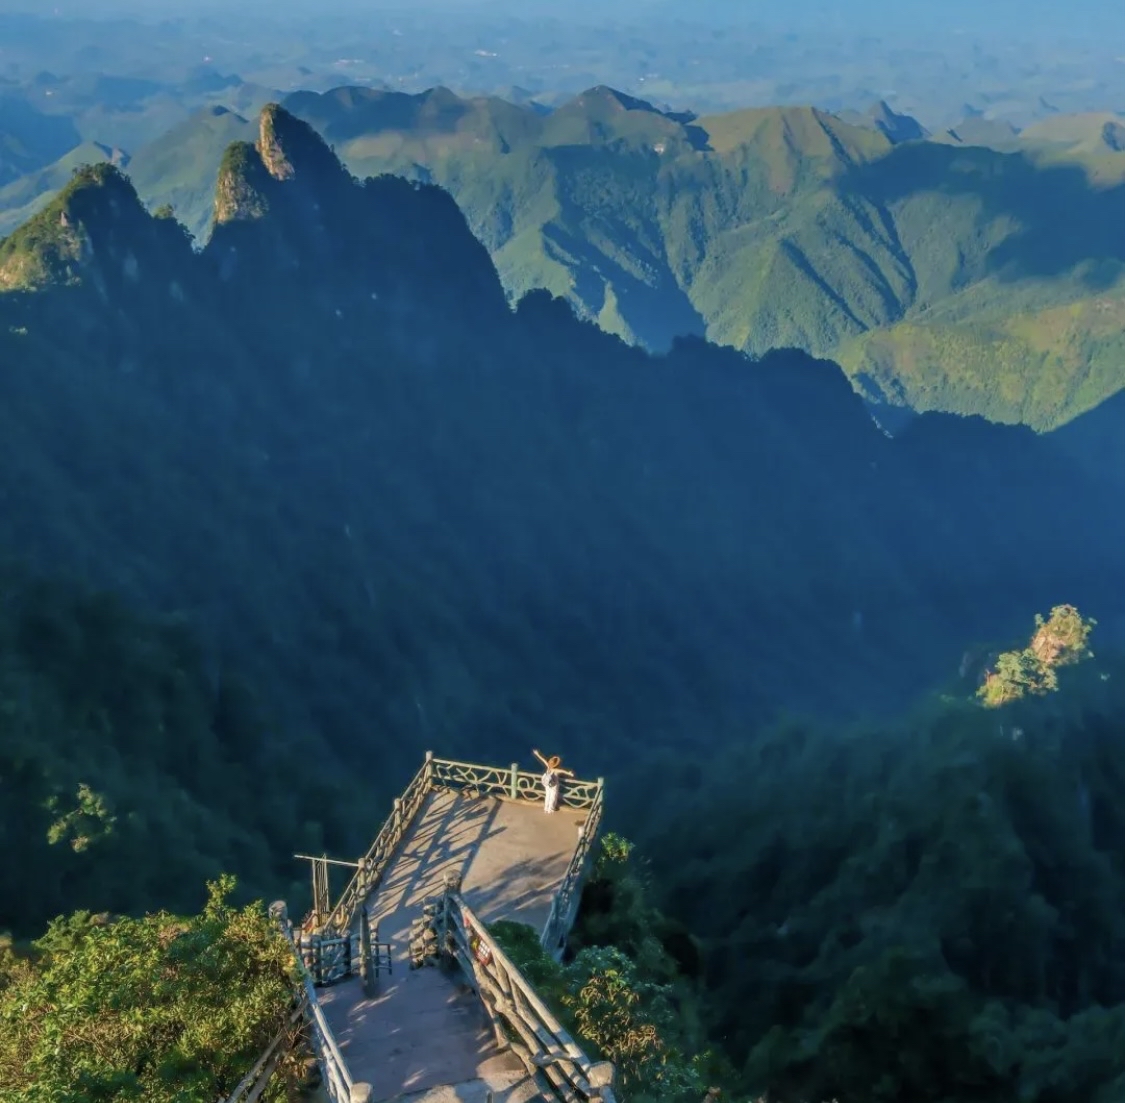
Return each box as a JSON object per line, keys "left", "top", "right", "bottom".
{"left": 360, "top": 904, "right": 375, "bottom": 998}
{"left": 441, "top": 869, "right": 461, "bottom": 960}
{"left": 393, "top": 797, "right": 402, "bottom": 837}
{"left": 509, "top": 762, "right": 519, "bottom": 800}
{"left": 425, "top": 749, "right": 435, "bottom": 787}
{"left": 350, "top": 1084, "right": 373, "bottom": 1103}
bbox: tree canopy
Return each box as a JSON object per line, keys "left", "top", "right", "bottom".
{"left": 0, "top": 877, "right": 298, "bottom": 1103}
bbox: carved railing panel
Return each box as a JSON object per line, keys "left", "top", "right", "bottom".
{"left": 430, "top": 756, "right": 600, "bottom": 809}
{"left": 541, "top": 782, "right": 605, "bottom": 954}
{"left": 231, "top": 904, "right": 362, "bottom": 1103}
{"left": 442, "top": 894, "right": 617, "bottom": 1103}
{"left": 429, "top": 757, "right": 512, "bottom": 797}
{"left": 320, "top": 755, "right": 434, "bottom": 938}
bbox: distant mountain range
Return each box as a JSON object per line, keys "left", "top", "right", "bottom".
{"left": 3, "top": 85, "right": 1120, "bottom": 432}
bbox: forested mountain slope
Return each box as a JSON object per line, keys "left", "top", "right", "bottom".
{"left": 5, "top": 88, "right": 1122, "bottom": 430}
{"left": 1, "top": 103, "right": 1122, "bottom": 928}
{"left": 276, "top": 87, "right": 1125, "bottom": 430}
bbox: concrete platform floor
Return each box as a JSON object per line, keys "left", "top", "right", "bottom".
{"left": 317, "top": 789, "right": 586, "bottom": 1101}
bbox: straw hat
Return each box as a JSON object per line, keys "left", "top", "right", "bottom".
{"left": 547, "top": 754, "right": 561, "bottom": 769}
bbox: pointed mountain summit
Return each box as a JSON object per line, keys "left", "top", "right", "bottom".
{"left": 569, "top": 86, "right": 663, "bottom": 115}
{"left": 208, "top": 103, "right": 507, "bottom": 321}
{"left": 213, "top": 102, "right": 351, "bottom": 227}
{"left": 0, "top": 162, "right": 190, "bottom": 292}
{"left": 257, "top": 101, "right": 349, "bottom": 186}
{"left": 281, "top": 85, "right": 540, "bottom": 157}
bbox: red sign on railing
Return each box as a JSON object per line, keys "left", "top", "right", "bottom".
{"left": 467, "top": 924, "right": 494, "bottom": 966}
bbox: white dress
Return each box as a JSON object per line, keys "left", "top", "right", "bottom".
{"left": 542, "top": 769, "right": 560, "bottom": 813}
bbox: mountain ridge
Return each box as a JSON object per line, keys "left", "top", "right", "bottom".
{"left": 2, "top": 87, "right": 1121, "bottom": 433}
{"left": 4, "top": 87, "right": 1120, "bottom": 434}
{"left": 0, "top": 104, "right": 1121, "bottom": 772}
{"left": 281, "top": 88, "right": 1125, "bottom": 428}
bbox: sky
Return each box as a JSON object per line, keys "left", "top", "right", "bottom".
{"left": 4, "top": 0, "right": 1123, "bottom": 40}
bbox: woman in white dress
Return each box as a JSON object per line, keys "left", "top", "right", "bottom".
{"left": 533, "top": 749, "right": 574, "bottom": 813}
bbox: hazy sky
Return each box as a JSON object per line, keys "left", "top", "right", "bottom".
{"left": 5, "top": 0, "right": 1123, "bottom": 40}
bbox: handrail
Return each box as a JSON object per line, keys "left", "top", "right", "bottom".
{"left": 431, "top": 756, "right": 601, "bottom": 809}
{"left": 220, "top": 1005, "right": 302, "bottom": 1103}
{"left": 541, "top": 779, "right": 605, "bottom": 954}
{"left": 443, "top": 893, "right": 617, "bottom": 1103}
{"left": 319, "top": 755, "right": 434, "bottom": 938}
{"left": 317, "top": 753, "right": 602, "bottom": 941}
{"left": 271, "top": 903, "right": 358, "bottom": 1103}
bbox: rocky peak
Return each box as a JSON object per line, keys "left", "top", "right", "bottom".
{"left": 0, "top": 163, "right": 167, "bottom": 291}
{"left": 212, "top": 104, "right": 350, "bottom": 226}
{"left": 258, "top": 102, "right": 346, "bottom": 185}
{"left": 867, "top": 100, "right": 928, "bottom": 143}
{"left": 258, "top": 103, "right": 299, "bottom": 182}
{"left": 212, "top": 140, "right": 274, "bottom": 226}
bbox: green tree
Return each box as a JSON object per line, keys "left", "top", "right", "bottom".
{"left": 563, "top": 945, "right": 705, "bottom": 1103}
{"left": 0, "top": 876, "right": 298, "bottom": 1102}
{"left": 979, "top": 605, "right": 1095, "bottom": 707}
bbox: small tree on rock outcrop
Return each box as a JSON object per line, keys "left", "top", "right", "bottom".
{"left": 979, "top": 604, "right": 1095, "bottom": 708}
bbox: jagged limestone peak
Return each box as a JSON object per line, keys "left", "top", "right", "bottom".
{"left": 212, "top": 140, "right": 274, "bottom": 225}
{"left": 258, "top": 103, "right": 298, "bottom": 181}
{"left": 212, "top": 104, "right": 349, "bottom": 226}
{"left": 0, "top": 162, "right": 145, "bottom": 291}
{"left": 258, "top": 102, "right": 348, "bottom": 185}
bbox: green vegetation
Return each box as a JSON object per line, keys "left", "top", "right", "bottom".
{"left": 0, "top": 563, "right": 358, "bottom": 938}
{"left": 0, "top": 103, "right": 1120, "bottom": 844}
{"left": 4, "top": 84, "right": 1124, "bottom": 429}
{"left": 979, "top": 604, "right": 1096, "bottom": 706}
{"left": 490, "top": 833, "right": 717, "bottom": 1102}
{"left": 307, "top": 88, "right": 1124, "bottom": 429}
{"left": 0, "top": 877, "right": 298, "bottom": 1102}
{"left": 29, "top": 85, "right": 1118, "bottom": 430}
{"left": 126, "top": 108, "right": 257, "bottom": 242}
{"left": 0, "top": 142, "right": 126, "bottom": 239}
{"left": 633, "top": 641, "right": 1125, "bottom": 1102}
{"left": 2, "top": 104, "right": 1120, "bottom": 815}
{"left": 0, "top": 102, "right": 1123, "bottom": 1101}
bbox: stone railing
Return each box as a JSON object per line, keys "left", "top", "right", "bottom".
{"left": 430, "top": 755, "right": 602, "bottom": 810}
{"left": 221, "top": 903, "right": 364, "bottom": 1103}
{"left": 541, "top": 779, "right": 605, "bottom": 955}
{"left": 319, "top": 756, "right": 433, "bottom": 939}
{"left": 440, "top": 889, "right": 618, "bottom": 1103}
{"left": 315, "top": 753, "right": 604, "bottom": 949}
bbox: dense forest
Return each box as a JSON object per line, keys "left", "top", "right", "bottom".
{"left": 1, "top": 103, "right": 1124, "bottom": 1101}
{"left": 629, "top": 610, "right": 1125, "bottom": 1101}
{"left": 0, "top": 563, "right": 362, "bottom": 936}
